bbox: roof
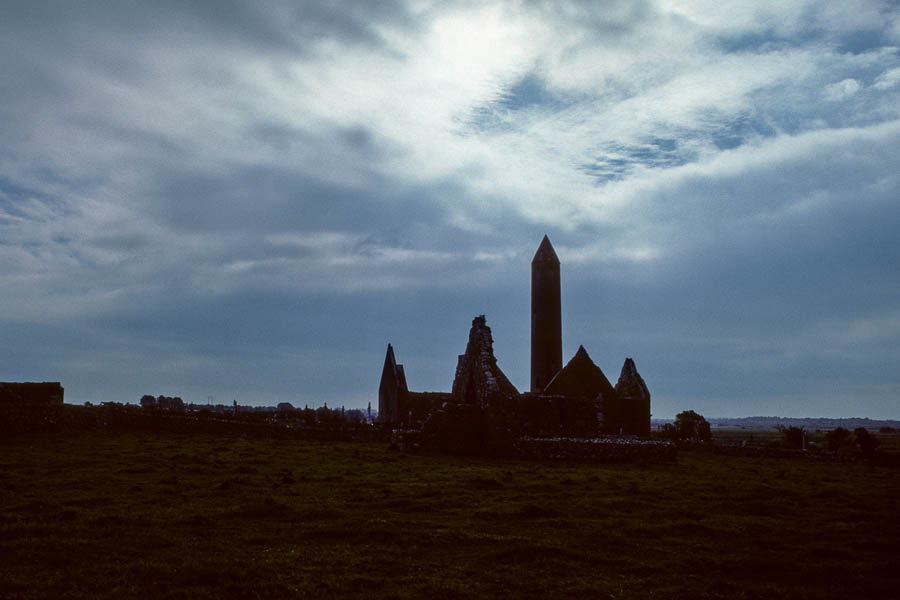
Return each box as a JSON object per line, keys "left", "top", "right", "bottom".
{"left": 543, "top": 345, "right": 615, "bottom": 399}
{"left": 532, "top": 235, "right": 559, "bottom": 263}
{"left": 380, "top": 344, "right": 408, "bottom": 393}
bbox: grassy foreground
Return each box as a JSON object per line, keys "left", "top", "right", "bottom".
{"left": 2, "top": 431, "right": 898, "bottom": 599}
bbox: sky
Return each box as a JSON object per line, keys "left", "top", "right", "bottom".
{"left": 2, "top": 1, "right": 899, "bottom": 418}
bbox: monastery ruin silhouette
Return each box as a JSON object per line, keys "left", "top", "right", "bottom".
{"left": 379, "top": 236, "right": 650, "bottom": 450}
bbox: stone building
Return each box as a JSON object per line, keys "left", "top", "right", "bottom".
{"left": 378, "top": 344, "right": 408, "bottom": 424}
{"left": 531, "top": 235, "right": 562, "bottom": 392}
{"left": 378, "top": 237, "right": 650, "bottom": 439}
{"left": 451, "top": 315, "right": 519, "bottom": 408}
{"left": 0, "top": 382, "right": 64, "bottom": 404}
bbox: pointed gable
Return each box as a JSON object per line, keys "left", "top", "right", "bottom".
{"left": 378, "top": 343, "right": 409, "bottom": 424}
{"left": 614, "top": 357, "right": 651, "bottom": 435}
{"left": 543, "top": 345, "right": 616, "bottom": 401}
{"left": 395, "top": 364, "right": 407, "bottom": 391}
{"left": 615, "top": 358, "right": 649, "bottom": 403}
{"left": 451, "top": 315, "right": 519, "bottom": 407}
{"left": 532, "top": 234, "right": 559, "bottom": 263}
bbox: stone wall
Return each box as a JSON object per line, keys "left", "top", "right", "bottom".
{"left": 514, "top": 393, "right": 600, "bottom": 438}
{"left": 450, "top": 315, "right": 519, "bottom": 408}
{"left": 0, "top": 382, "right": 64, "bottom": 404}
{"left": 0, "top": 403, "right": 392, "bottom": 442}
{"left": 513, "top": 437, "right": 677, "bottom": 463}
{"left": 614, "top": 359, "right": 651, "bottom": 436}
{"left": 378, "top": 344, "right": 408, "bottom": 424}
{"left": 392, "top": 428, "right": 676, "bottom": 463}
{"left": 404, "top": 392, "right": 450, "bottom": 427}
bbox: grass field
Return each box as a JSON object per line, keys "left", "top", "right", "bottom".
{"left": 2, "top": 431, "right": 899, "bottom": 599}
{"left": 710, "top": 426, "right": 900, "bottom": 453}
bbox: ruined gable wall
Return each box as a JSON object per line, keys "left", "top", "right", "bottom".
{"left": 614, "top": 358, "right": 651, "bottom": 436}
{"left": 450, "top": 315, "right": 518, "bottom": 408}
{"left": 378, "top": 345, "right": 408, "bottom": 424}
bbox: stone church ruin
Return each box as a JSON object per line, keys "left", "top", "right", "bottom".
{"left": 379, "top": 236, "right": 652, "bottom": 455}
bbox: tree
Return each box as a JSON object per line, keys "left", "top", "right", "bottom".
{"left": 824, "top": 427, "right": 851, "bottom": 451}
{"left": 854, "top": 428, "right": 879, "bottom": 458}
{"left": 778, "top": 425, "right": 805, "bottom": 449}
{"left": 672, "top": 410, "right": 711, "bottom": 441}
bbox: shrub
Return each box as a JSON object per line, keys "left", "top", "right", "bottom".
{"left": 658, "top": 423, "right": 678, "bottom": 440}
{"left": 778, "top": 426, "right": 805, "bottom": 449}
{"left": 854, "top": 428, "right": 879, "bottom": 458}
{"left": 670, "top": 410, "right": 711, "bottom": 441}
{"left": 824, "top": 427, "right": 851, "bottom": 451}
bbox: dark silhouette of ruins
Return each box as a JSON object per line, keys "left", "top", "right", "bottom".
{"left": 0, "top": 382, "right": 64, "bottom": 405}
{"left": 531, "top": 235, "right": 562, "bottom": 392}
{"left": 378, "top": 237, "right": 650, "bottom": 449}
{"left": 378, "top": 344, "right": 408, "bottom": 425}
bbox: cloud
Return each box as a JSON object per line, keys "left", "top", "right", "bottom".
{"left": 824, "top": 78, "right": 861, "bottom": 101}
{"left": 1, "top": 0, "right": 899, "bottom": 417}
{"left": 873, "top": 66, "right": 900, "bottom": 89}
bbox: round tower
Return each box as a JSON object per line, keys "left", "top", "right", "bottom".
{"left": 531, "top": 235, "right": 562, "bottom": 392}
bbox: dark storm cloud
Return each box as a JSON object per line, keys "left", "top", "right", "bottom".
{"left": 559, "top": 122, "right": 900, "bottom": 417}
{"left": 2, "top": 0, "right": 899, "bottom": 418}
{"left": 0, "top": 0, "right": 417, "bottom": 57}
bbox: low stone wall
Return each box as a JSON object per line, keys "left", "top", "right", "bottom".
{"left": 513, "top": 437, "right": 677, "bottom": 463}
{"left": 1, "top": 404, "right": 392, "bottom": 442}
{"left": 391, "top": 428, "right": 422, "bottom": 451}
{"left": 392, "top": 429, "right": 676, "bottom": 463}
{"left": 0, "top": 401, "right": 65, "bottom": 434}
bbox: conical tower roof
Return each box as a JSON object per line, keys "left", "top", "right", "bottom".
{"left": 532, "top": 234, "right": 559, "bottom": 263}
